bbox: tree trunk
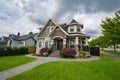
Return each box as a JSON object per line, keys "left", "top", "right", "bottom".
{"left": 113, "top": 44, "right": 116, "bottom": 52}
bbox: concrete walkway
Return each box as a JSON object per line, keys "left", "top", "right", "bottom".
{"left": 49, "top": 50, "right": 60, "bottom": 57}
{"left": 0, "top": 55, "right": 100, "bottom": 80}
{"left": 101, "top": 51, "right": 120, "bottom": 60}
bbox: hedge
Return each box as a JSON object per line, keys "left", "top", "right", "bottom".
{"left": 0, "top": 46, "right": 29, "bottom": 56}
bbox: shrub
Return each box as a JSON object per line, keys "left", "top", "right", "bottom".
{"left": 43, "top": 52, "right": 49, "bottom": 57}
{"left": 60, "top": 48, "right": 76, "bottom": 58}
{"left": 78, "top": 51, "right": 91, "bottom": 58}
{"left": 0, "top": 46, "right": 28, "bottom": 56}
{"left": 39, "top": 47, "right": 50, "bottom": 56}
{"left": 18, "top": 47, "right": 28, "bottom": 55}
{"left": 27, "top": 46, "right": 36, "bottom": 53}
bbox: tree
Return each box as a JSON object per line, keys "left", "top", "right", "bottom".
{"left": 89, "top": 36, "right": 110, "bottom": 50}
{"left": 101, "top": 10, "right": 120, "bottom": 52}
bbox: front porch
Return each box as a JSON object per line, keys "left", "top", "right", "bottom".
{"left": 51, "top": 36, "right": 89, "bottom": 53}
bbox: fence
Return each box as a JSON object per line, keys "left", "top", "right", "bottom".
{"left": 90, "top": 47, "right": 100, "bottom": 56}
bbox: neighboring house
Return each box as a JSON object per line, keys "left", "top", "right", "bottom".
{"left": 36, "top": 19, "right": 90, "bottom": 53}
{"left": 8, "top": 32, "right": 38, "bottom": 47}
{"left": 0, "top": 36, "right": 10, "bottom": 46}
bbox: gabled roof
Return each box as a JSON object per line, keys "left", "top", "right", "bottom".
{"left": 10, "top": 33, "right": 37, "bottom": 41}
{"left": 3, "top": 36, "right": 10, "bottom": 40}
{"left": 70, "top": 19, "right": 78, "bottom": 24}
{"left": 37, "top": 19, "right": 89, "bottom": 38}
{"left": 37, "top": 19, "right": 57, "bottom": 37}
{"left": 49, "top": 25, "right": 69, "bottom": 37}
{"left": 0, "top": 36, "right": 9, "bottom": 46}
{"left": 65, "top": 19, "right": 83, "bottom": 28}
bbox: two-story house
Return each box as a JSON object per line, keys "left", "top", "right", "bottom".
{"left": 36, "top": 19, "right": 90, "bottom": 54}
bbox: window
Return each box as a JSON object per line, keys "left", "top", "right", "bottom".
{"left": 77, "top": 26, "right": 80, "bottom": 32}
{"left": 39, "top": 42, "right": 42, "bottom": 47}
{"left": 47, "top": 27, "right": 50, "bottom": 34}
{"left": 69, "top": 38, "right": 75, "bottom": 48}
{"left": 47, "top": 26, "right": 54, "bottom": 34}
{"left": 69, "top": 27, "right": 74, "bottom": 33}
{"left": 45, "top": 41, "right": 48, "bottom": 47}
{"left": 51, "top": 27, "right": 54, "bottom": 31}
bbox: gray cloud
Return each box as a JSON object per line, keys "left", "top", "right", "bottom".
{"left": 0, "top": 0, "right": 120, "bottom": 38}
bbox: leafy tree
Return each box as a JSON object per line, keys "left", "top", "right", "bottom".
{"left": 101, "top": 10, "right": 120, "bottom": 52}
{"left": 89, "top": 36, "right": 110, "bottom": 50}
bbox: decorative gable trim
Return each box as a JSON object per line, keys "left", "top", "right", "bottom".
{"left": 49, "top": 25, "right": 68, "bottom": 37}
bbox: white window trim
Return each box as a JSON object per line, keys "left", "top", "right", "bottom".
{"left": 68, "top": 26, "right": 81, "bottom": 33}
{"left": 69, "top": 26, "right": 75, "bottom": 33}
{"left": 46, "top": 26, "right": 54, "bottom": 34}
{"left": 77, "top": 26, "right": 81, "bottom": 32}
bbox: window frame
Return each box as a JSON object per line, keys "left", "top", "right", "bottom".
{"left": 77, "top": 26, "right": 81, "bottom": 32}
{"left": 69, "top": 27, "right": 75, "bottom": 33}
{"left": 39, "top": 42, "right": 42, "bottom": 48}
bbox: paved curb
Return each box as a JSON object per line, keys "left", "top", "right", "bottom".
{"left": 0, "top": 55, "right": 100, "bottom": 80}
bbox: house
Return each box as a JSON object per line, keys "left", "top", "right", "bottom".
{"left": 0, "top": 36, "right": 10, "bottom": 46}
{"left": 8, "top": 32, "right": 38, "bottom": 47}
{"left": 36, "top": 19, "right": 90, "bottom": 53}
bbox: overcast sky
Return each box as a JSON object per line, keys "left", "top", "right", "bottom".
{"left": 0, "top": 0, "right": 120, "bottom": 38}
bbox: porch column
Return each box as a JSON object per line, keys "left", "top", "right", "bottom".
{"left": 85, "top": 37, "right": 88, "bottom": 45}
{"left": 75, "top": 37, "right": 79, "bottom": 53}
{"left": 50, "top": 40, "right": 54, "bottom": 51}
{"left": 63, "top": 38, "right": 66, "bottom": 48}
{"left": 80, "top": 38, "right": 83, "bottom": 50}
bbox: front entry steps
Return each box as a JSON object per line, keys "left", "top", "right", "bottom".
{"left": 49, "top": 50, "right": 60, "bottom": 57}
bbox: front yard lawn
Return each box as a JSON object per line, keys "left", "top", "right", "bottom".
{"left": 0, "top": 56, "right": 36, "bottom": 72}
{"left": 8, "top": 56, "right": 120, "bottom": 80}
{"left": 103, "top": 50, "right": 120, "bottom": 56}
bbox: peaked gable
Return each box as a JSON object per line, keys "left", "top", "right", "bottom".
{"left": 49, "top": 25, "right": 68, "bottom": 39}
{"left": 70, "top": 19, "right": 78, "bottom": 23}
{"left": 37, "top": 19, "right": 57, "bottom": 37}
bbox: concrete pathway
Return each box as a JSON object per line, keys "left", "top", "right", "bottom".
{"left": 101, "top": 51, "right": 120, "bottom": 60}
{"left": 49, "top": 50, "right": 60, "bottom": 57}
{"left": 0, "top": 55, "right": 100, "bottom": 80}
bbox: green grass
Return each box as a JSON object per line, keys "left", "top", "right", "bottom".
{"left": 8, "top": 56, "right": 120, "bottom": 80}
{"left": 0, "top": 56, "right": 36, "bottom": 72}
{"left": 103, "top": 50, "right": 120, "bottom": 56}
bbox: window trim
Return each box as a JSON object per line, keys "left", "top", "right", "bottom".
{"left": 69, "top": 27, "right": 75, "bottom": 33}
{"left": 39, "top": 42, "right": 42, "bottom": 48}
{"left": 77, "top": 26, "right": 81, "bottom": 32}
{"left": 46, "top": 26, "right": 54, "bottom": 34}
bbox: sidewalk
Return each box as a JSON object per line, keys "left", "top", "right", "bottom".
{"left": 0, "top": 55, "right": 99, "bottom": 80}
{"left": 101, "top": 51, "right": 120, "bottom": 60}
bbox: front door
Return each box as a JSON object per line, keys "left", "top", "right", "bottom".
{"left": 57, "top": 39, "right": 63, "bottom": 50}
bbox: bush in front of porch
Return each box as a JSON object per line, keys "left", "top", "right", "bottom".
{"left": 39, "top": 47, "right": 51, "bottom": 57}
{"left": 60, "top": 48, "right": 76, "bottom": 58}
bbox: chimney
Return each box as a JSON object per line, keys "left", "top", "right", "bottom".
{"left": 29, "top": 31, "right": 33, "bottom": 35}
{"left": 17, "top": 32, "right": 20, "bottom": 36}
